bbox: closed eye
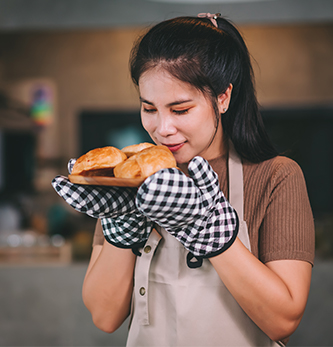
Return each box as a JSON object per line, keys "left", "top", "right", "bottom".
{"left": 142, "top": 107, "right": 156, "bottom": 114}
{"left": 173, "top": 108, "right": 190, "bottom": 115}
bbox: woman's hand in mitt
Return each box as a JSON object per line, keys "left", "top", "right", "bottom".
{"left": 136, "top": 156, "right": 238, "bottom": 258}
{"left": 51, "top": 159, "right": 152, "bottom": 249}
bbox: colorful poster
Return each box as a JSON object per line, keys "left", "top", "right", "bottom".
{"left": 30, "top": 84, "right": 53, "bottom": 127}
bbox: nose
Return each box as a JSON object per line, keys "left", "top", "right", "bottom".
{"left": 156, "top": 113, "right": 177, "bottom": 138}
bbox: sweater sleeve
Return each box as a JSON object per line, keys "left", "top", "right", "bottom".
{"left": 259, "top": 157, "right": 315, "bottom": 265}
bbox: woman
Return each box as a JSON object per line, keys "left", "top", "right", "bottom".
{"left": 53, "top": 14, "right": 315, "bottom": 346}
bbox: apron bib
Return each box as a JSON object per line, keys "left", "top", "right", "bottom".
{"left": 127, "top": 145, "right": 283, "bottom": 347}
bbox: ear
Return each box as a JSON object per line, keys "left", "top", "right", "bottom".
{"left": 217, "top": 84, "right": 233, "bottom": 114}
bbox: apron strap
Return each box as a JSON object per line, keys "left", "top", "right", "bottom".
{"left": 228, "top": 141, "right": 244, "bottom": 220}
{"left": 228, "top": 141, "right": 252, "bottom": 251}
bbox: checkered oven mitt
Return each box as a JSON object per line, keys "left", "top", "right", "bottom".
{"left": 51, "top": 159, "right": 152, "bottom": 249}
{"left": 136, "top": 156, "right": 239, "bottom": 262}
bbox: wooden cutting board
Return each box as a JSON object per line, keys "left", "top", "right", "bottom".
{"left": 68, "top": 174, "right": 145, "bottom": 187}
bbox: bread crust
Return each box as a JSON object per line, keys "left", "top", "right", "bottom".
{"left": 114, "top": 145, "right": 177, "bottom": 179}
{"left": 121, "top": 142, "right": 155, "bottom": 157}
{"left": 72, "top": 146, "right": 127, "bottom": 176}
{"left": 113, "top": 156, "right": 141, "bottom": 179}
{"left": 71, "top": 143, "right": 177, "bottom": 180}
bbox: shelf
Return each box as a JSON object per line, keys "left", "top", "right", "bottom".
{"left": 0, "top": 243, "right": 72, "bottom": 265}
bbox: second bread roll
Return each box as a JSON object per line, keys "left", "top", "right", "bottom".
{"left": 121, "top": 142, "right": 155, "bottom": 157}
{"left": 114, "top": 145, "right": 177, "bottom": 179}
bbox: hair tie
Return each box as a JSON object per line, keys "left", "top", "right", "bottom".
{"left": 197, "top": 13, "right": 221, "bottom": 28}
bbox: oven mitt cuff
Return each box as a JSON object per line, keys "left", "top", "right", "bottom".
{"left": 136, "top": 156, "right": 239, "bottom": 258}
{"left": 101, "top": 215, "right": 153, "bottom": 249}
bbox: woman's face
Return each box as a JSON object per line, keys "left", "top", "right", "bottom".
{"left": 138, "top": 67, "right": 226, "bottom": 165}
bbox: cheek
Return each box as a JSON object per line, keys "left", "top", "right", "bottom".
{"left": 187, "top": 114, "right": 215, "bottom": 137}
{"left": 141, "top": 114, "right": 154, "bottom": 135}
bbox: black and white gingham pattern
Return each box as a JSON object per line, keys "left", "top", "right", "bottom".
{"left": 52, "top": 175, "right": 137, "bottom": 219}
{"left": 52, "top": 158, "right": 137, "bottom": 218}
{"left": 51, "top": 159, "right": 153, "bottom": 248}
{"left": 136, "top": 156, "right": 238, "bottom": 258}
{"left": 101, "top": 214, "right": 152, "bottom": 248}
{"left": 53, "top": 158, "right": 137, "bottom": 218}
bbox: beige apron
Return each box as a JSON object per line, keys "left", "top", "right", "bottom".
{"left": 126, "top": 145, "right": 283, "bottom": 347}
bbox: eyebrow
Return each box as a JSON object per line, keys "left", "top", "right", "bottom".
{"left": 139, "top": 97, "right": 193, "bottom": 107}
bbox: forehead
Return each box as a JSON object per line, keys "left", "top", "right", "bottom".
{"left": 139, "top": 67, "right": 204, "bottom": 101}
{"left": 139, "top": 67, "right": 183, "bottom": 87}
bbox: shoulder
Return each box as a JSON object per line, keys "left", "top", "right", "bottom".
{"left": 267, "top": 155, "right": 303, "bottom": 174}
{"left": 242, "top": 155, "right": 310, "bottom": 205}
{"left": 244, "top": 156, "right": 306, "bottom": 186}
{"left": 266, "top": 156, "right": 307, "bottom": 191}
{"left": 249, "top": 155, "right": 302, "bottom": 173}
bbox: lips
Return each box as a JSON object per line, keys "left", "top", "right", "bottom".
{"left": 163, "top": 142, "right": 185, "bottom": 153}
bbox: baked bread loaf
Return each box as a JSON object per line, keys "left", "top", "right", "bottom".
{"left": 121, "top": 142, "right": 155, "bottom": 157}
{"left": 71, "top": 143, "right": 177, "bottom": 180}
{"left": 114, "top": 145, "right": 177, "bottom": 179}
{"left": 71, "top": 146, "right": 127, "bottom": 176}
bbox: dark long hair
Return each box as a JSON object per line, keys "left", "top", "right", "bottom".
{"left": 130, "top": 16, "right": 278, "bottom": 163}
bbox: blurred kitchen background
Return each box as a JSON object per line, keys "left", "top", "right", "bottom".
{"left": 0, "top": 0, "right": 332, "bottom": 346}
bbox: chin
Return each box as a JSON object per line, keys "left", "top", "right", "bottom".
{"left": 172, "top": 145, "right": 199, "bottom": 165}
{"left": 173, "top": 154, "right": 192, "bottom": 166}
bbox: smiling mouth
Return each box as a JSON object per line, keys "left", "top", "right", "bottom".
{"left": 163, "top": 142, "right": 185, "bottom": 152}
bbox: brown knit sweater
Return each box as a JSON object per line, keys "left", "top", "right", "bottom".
{"left": 92, "top": 154, "right": 315, "bottom": 265}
